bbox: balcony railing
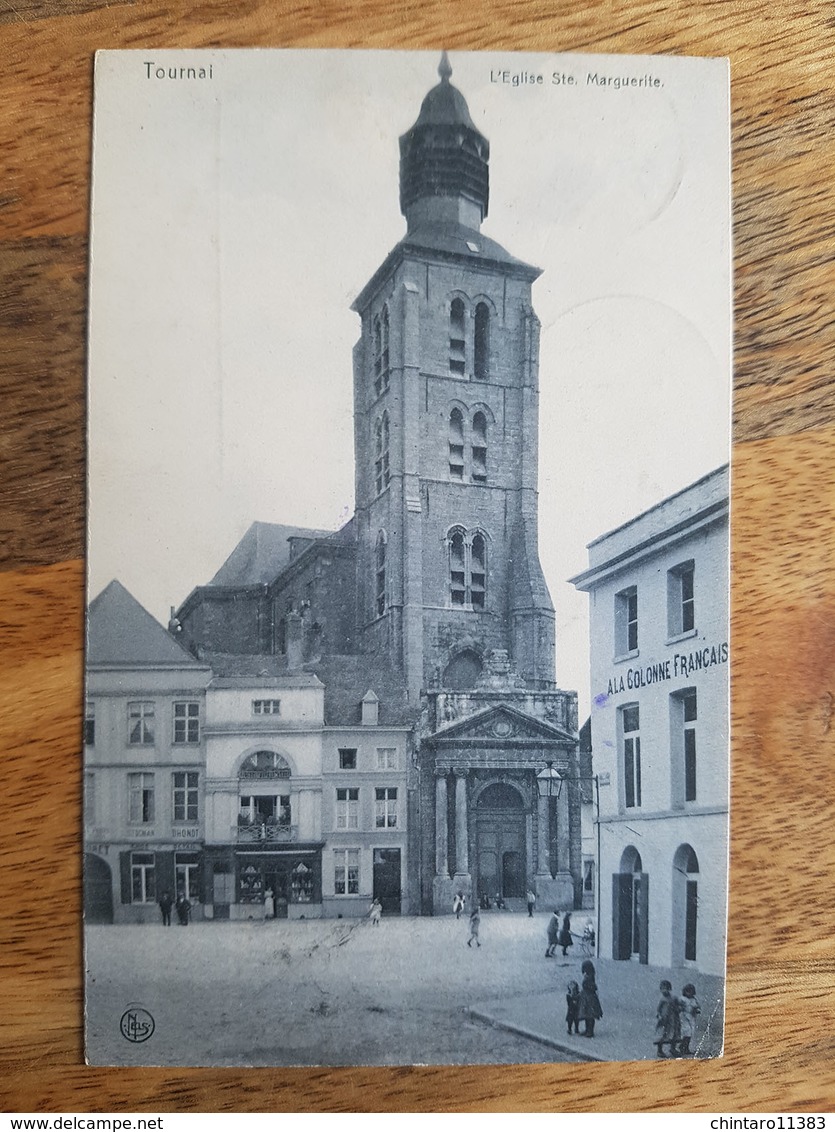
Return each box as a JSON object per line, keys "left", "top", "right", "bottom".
{"left": 234, "top": 821, "right": 297, "bottom": 844}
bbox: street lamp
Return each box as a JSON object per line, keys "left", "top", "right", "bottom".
{"left": 535, "top": 761, "right": 564, "bottom": 799}
{"left": 537, "top": 761, "right": 603, "bottom": 958}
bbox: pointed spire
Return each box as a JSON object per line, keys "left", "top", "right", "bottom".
{"left": 438, "top": 50, "right": 452, "bottom": 83}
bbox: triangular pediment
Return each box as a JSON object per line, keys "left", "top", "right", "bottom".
{"left": 427, "top": 702, "right": 575, "bottom": 745}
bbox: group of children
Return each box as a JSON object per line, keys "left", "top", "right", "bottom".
{"left": 654, "top": 981, "right": 701, "bottom": 1057}
{"left": 561, "top": 972, "right": 701, "bottom": 1056}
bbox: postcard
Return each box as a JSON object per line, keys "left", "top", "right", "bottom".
{"left": 84, "top": 48, "right": 731, "bottom": 1066}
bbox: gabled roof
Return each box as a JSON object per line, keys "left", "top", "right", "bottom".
{"left": 426, "top": 702, "right": 576, "bottom": 745}
{"left": 210, "top": 522, "right": 335, "bottom": 587}
{"left": 87, "top": 580, "right": 205, "bottom": 668}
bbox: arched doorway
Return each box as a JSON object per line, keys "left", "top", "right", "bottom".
{"left": 672, "top": 844, "right": 699, "bottom": 965}
{"left": 84, "top": 853, "right": 114, "bottom": 924}
{"left": 475, "top": 782, "right": 526, "bottom": 901}
{"left": 613, "top": 846, "right": 648, "bottom": 962}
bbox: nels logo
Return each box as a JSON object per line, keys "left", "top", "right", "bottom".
{"left": 119, "top": 1004, "right": 155, "bottom": 1043}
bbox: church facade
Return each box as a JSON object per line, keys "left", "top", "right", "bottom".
{"left": 146, "top": 55, "right": 582, "bottom": 917}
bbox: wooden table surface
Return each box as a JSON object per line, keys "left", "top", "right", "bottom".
{"left": 2, "top": 0, "right": 834, "bottom": 1113}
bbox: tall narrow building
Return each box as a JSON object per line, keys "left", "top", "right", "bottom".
{"left": 352, "top": 53, "right": 557, "bottom": 703}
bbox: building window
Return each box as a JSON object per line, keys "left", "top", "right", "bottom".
{"left": 172, "top": 771, "right": 199, "bottom": 822}
{"left": 175, "top": 851, "right": 200, "bottom": 902}
{"left": 374, "top": 412, "right": 390, "bottom": 496}
{"left": 668, "top": 561, "right": 695, "bottom": 636}
{"left": 375, "top": 531, "right": 387, "bottom": 617}
{"left": 239, "top": 750, "right": 291, "bottom": 780}
{"left": 131, "top": 852, "right": 156, "bottom": 903}
{"left": 173, "top": 701, "right": 200, "bottom": 743}
{"left": 375, "top": 786, "right": 398, "bottom": 828}
{"left": 448, "top": 408, "right": 465, "bottom": 479}
{"left": 128, "top": 772, "right": 155, "bottom": 823}
{"left": 583, "top": 858, "right": 595, "bottom": 895}
{"left": 621, "top": 705, "right": 641, "bottom": 809}
{"left": 615, "top": 587, "right": 638, "bottom": 655}
{"left": 474, "top": 302, "right": 490, "bottom": 381}
{"left": 670, "top": 688, "right": 698, "bottom": 805}
{"left": 84, "top": 701, "right": 95, "bottom": 746}
{"left": 252, "top": 699, "right": 281, "bottom": 715}
{"left": 339, "top": 748, "right": 357, "bottom": 770}
{"left": 84, "top": 772, "right": 96, "bottom": 825}
{"left": 376, "top": 747, "right": 398, "bottom": 770}
{"left": 238, "top": 794, "right": 291, "bottom": 827}
{"left": 449, "top": 297, "right": 466, "bottom": 375}
{"left": 336, "top": 787, "right": 359, "bottom": 829}
{"left": 334, "top": 848, "right": 360, "bottom": 895}
{"left": 448, "top": 527, "right": 487, "bottom": 610}
{"left": 449, "top": 528, "right": 466, "bottom": 605}
{"left": 373, "top": 306, "right": 390, "bottom": 398}
{"left": 470, "top": 533, "right": 486, "bottom": 610}
{"left": 471, "top": 411, "right": 487, "bottom": 483}
{"left": 128, "top": 701, "right": 155, "bottom": 745}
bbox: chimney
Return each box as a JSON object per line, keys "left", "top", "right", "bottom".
{"left": 286, "top": 610, "right": 303, "bottom": 670}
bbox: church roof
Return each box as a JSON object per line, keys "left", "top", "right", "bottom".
{"left": 210, "top": 521, "right": 334, "bottom": 586}
{"left": 87, "top": 580, "right": 205, "bottom": 668}
{"left": 410, "top": 53, "right": 480, "bottom": 133}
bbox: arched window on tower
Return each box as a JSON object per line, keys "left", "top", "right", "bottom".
{"left": 447, "top": 528, "right": 487, "bottom": 610}
{"left": 449, "top": 528, "right": 466, "bottom": 606}
{"left": 474, "top": 302, "right": 490, "bottom": 381}
{"left": 449, "top": 298, "right": 466, "bottom": 376}
{"left": 373, "top": 308, "right": 390, "bottom": 398}
{"left": 448, "top": 408, "right": 464, "bottom": 479}
{"left": 375, "top": 531, "right": 387, "bottom": 617}
{"left": 471, "top": 411, "right": 487, "bottom": 483}
{"left": 374, "top": 412, "right": 390, "bottom": 496}
{"left": 471, "top": 532, "right": 486, "bottom": 609}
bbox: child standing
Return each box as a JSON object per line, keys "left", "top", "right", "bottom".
{"left": 578, "top": 959, "right": 603, "bottom": 1037}
{"left": 654, "top": 980, "right": 680, "bottom": 1058}
{"left": 467, "top": 907, "right": 481, "bottom": 947}
{"left": 565, "top": 980, "right": 581, "bottom": 1035}
{"left": 677, "top": 983, "right": 701, "bottom": 1056}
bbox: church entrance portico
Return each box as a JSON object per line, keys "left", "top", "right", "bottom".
{"left": 423, "top": 700, "right": 580, "bottom": 914}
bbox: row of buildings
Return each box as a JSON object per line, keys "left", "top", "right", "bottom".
{"left": 85, "top": 54, "right": 728, "bottom": 975}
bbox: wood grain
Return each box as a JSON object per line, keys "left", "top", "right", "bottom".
{"left": 1, "top": 0, "right": 834, "bottom": 1112}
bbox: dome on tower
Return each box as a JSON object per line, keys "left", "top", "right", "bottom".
{"left": 399, "top": 52, "right": 490, "bottom": 227}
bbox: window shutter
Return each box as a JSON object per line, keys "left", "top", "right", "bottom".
{"left": 119, "top": 852, "right": 132, "bottom": 905}
{"left": 638, "top": 872, "right": 650, "bottom": 965}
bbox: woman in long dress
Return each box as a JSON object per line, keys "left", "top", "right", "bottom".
{"left": 264, "top": 888, "right": 275, "bottom": 919}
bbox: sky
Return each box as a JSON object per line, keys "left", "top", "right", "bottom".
{"left": 88, "top": 49, "right": 731, "bottom": 716}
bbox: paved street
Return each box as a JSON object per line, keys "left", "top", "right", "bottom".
{"left": 86, "top": 910, "right": 722, "bottom": 1067}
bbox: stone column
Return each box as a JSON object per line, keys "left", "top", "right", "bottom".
{"left": 557, "top": 782, "right": 571, "bottom": 873}
{"left": 454, "top": 774, "right": 468, "bottom": 874}
{"left": 536, "top": 794, "right": 551, "bottom": 876}
{"left": 432, "top": 772, "right": 454, "bottom": 913}
{"left": 435, "top": 774, "right": 448, "bottom": 876}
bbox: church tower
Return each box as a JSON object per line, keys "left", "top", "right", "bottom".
{"left": 352, "top": 54, "right": 557, "bottom": 704}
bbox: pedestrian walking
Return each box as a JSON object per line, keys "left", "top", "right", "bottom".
{"left": 467, "top": 907, "right": 481, "bottom": 947}
{"left": 559, "top": 911, "right": 574, "bottom": 956}
{"left": 175, "top": 893, "right": 191, "bottom": 926}
{"left": 566, "top": 980, "right": 581, "bottom": 1035}
{"left": 526, "top": 888, "right": 536, "bottom": 917}
{"left": 264, "top": 888, "right": 275, "bottom": 920}
{"left": 578, "top": 959, "right": 603, "bottom": 1037}
{"left": 158, "top": 890, "right": 173, "bottom": 927}
{"left": 677, "top": 983, "right": 701, "bottom": 1056}
{"left": 453, "top": 891, "right": 465, "bottom": 919}
{"left": 654, "top": 979, "right": 680, "bottom": 1058}
{"left": 368, "top": 898, "right": 383, "bottom": 926}
{"left": 545, "top": 909, "right": 560, "bottom": 957}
